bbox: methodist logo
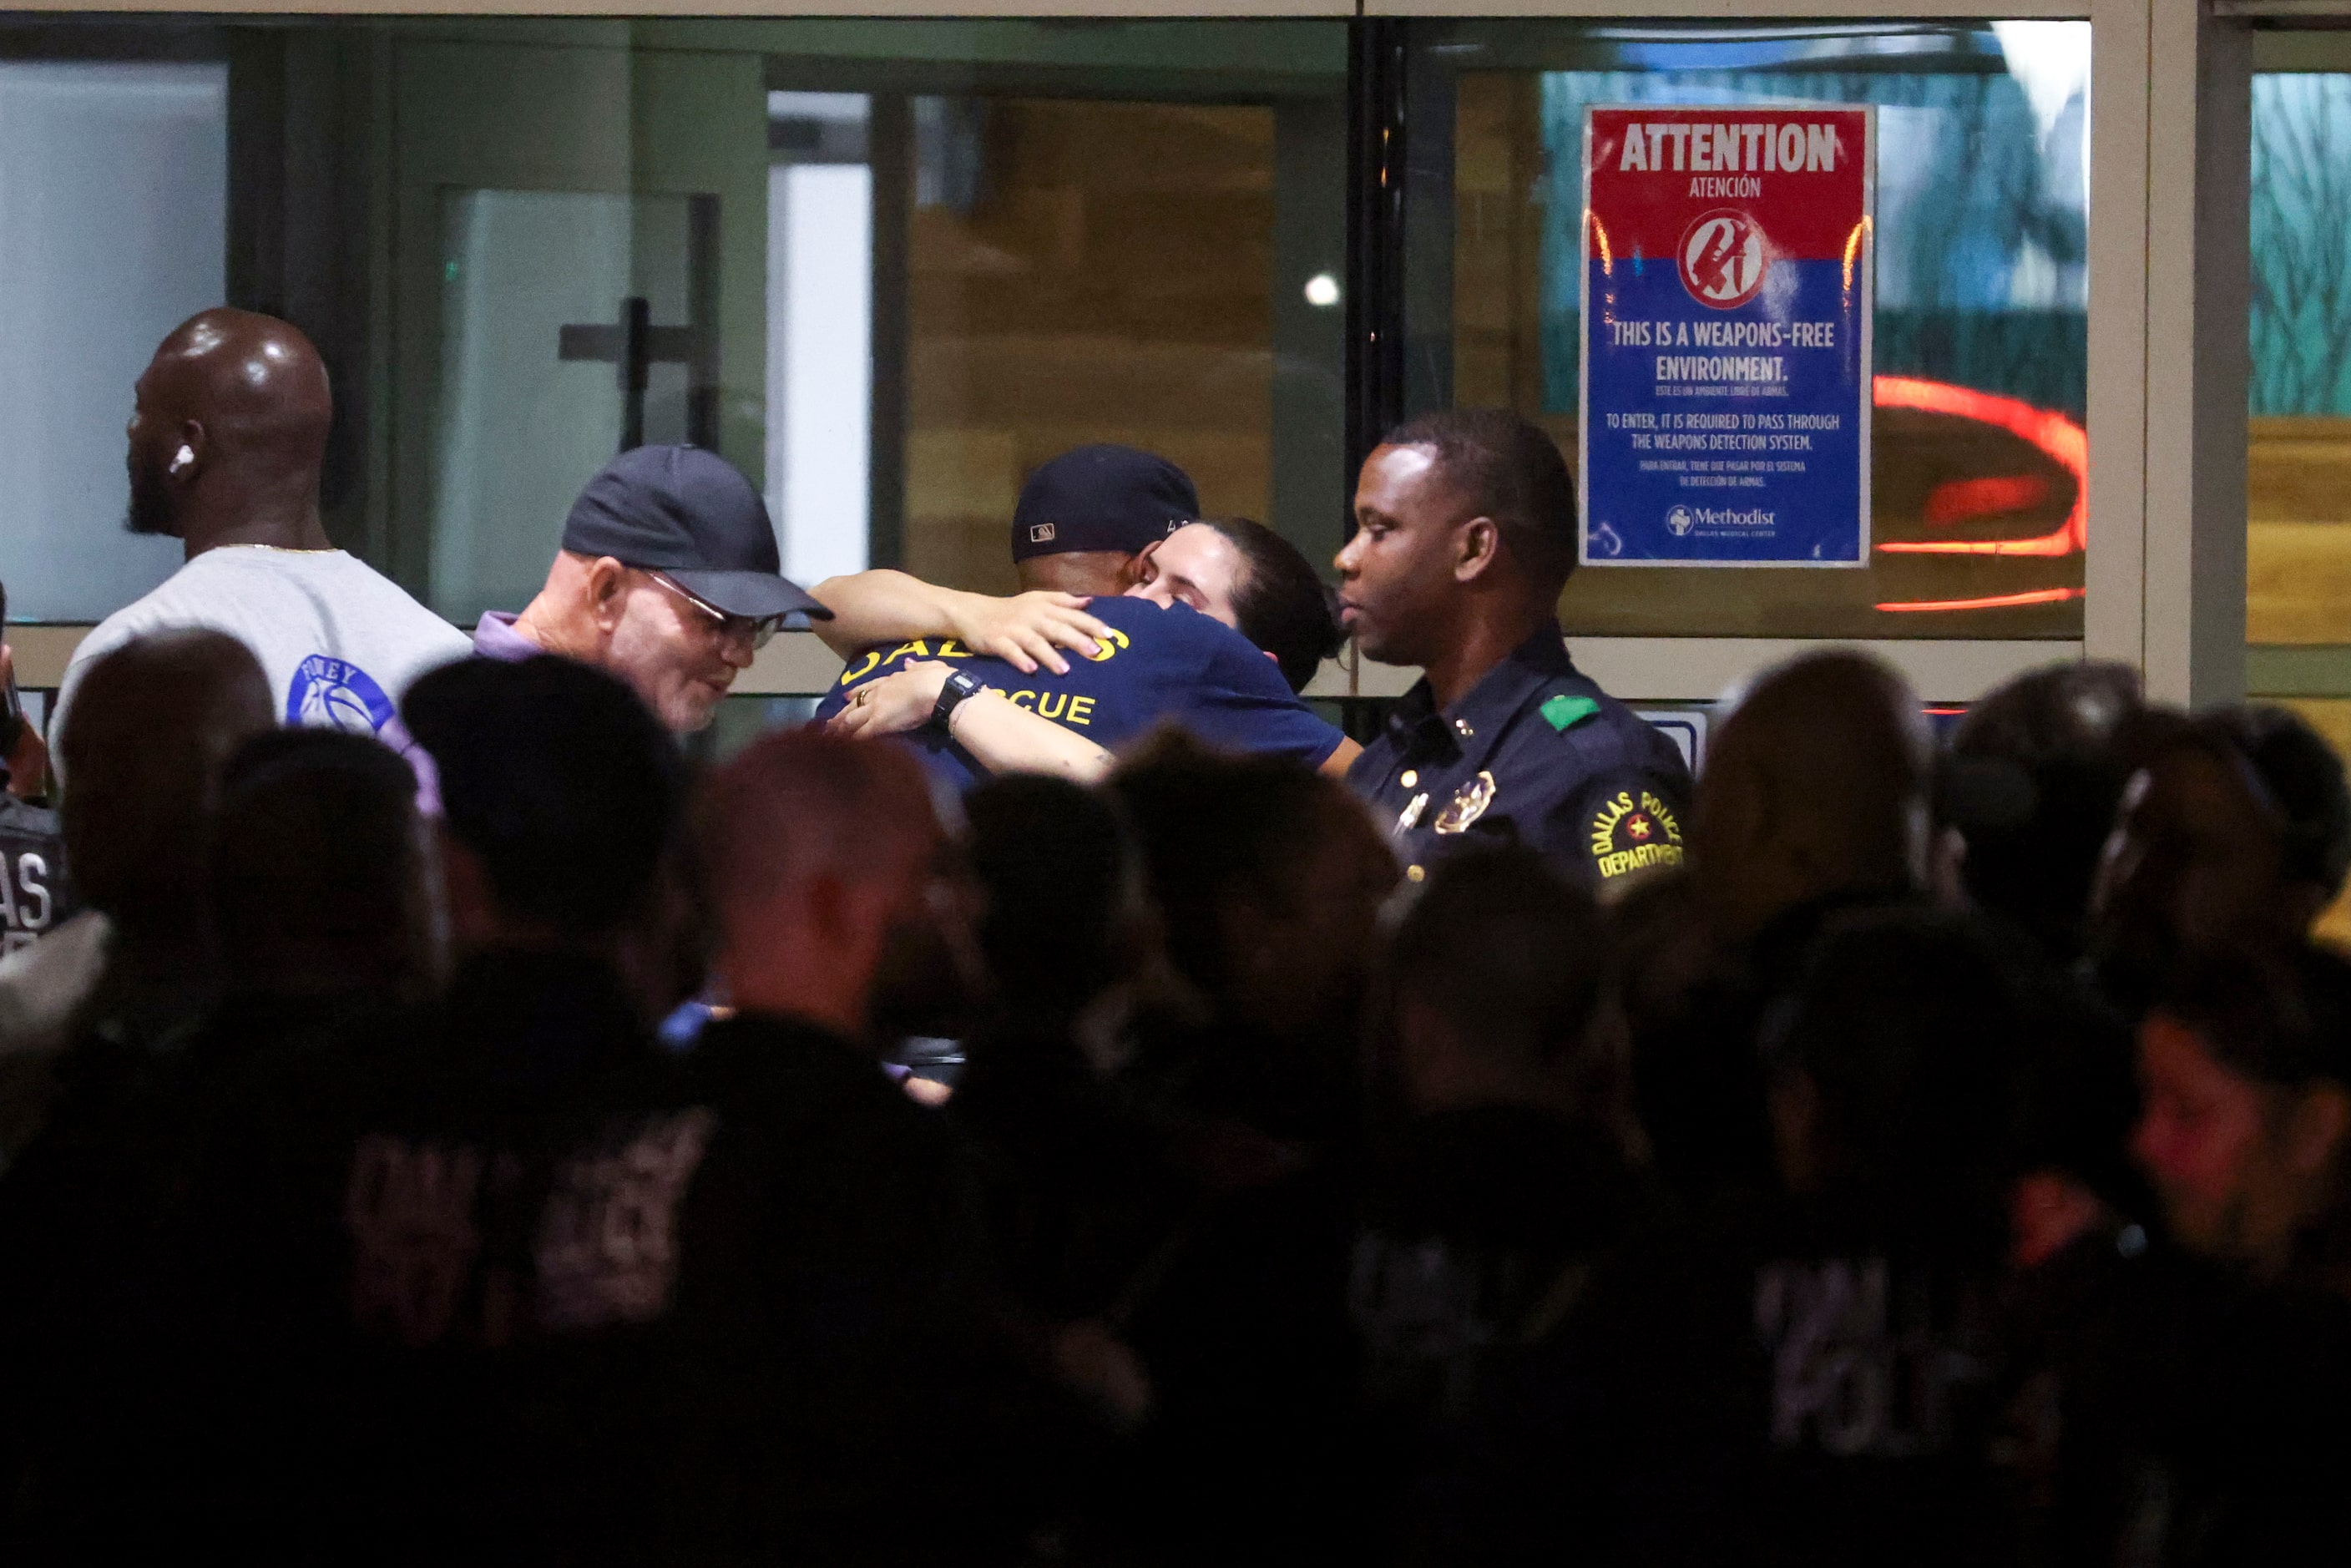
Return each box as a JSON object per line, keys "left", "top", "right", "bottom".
{"left": 1676, "top": 504, "right": 1777, "bottom": 531}
{"left": 1677, "top": 209, "right": 1767, "bottom": 310}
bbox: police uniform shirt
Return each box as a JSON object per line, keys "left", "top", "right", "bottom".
{"left": 814, "top": 595, "right": 1346, "bottom": 791}
{"left": 1347, "top": 624, "right": 1692, "bottom": 888}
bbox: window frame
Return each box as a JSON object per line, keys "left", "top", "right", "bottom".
{"left": 2, "top": 0, "right": 2224, "bottom": 715}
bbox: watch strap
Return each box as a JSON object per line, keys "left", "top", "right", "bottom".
{"left": 929, "top": 668, "right": 984, "bottom": 731}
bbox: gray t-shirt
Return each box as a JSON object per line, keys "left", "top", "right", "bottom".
{"left": 53, "top": 546, "right": 469, "bottom": 755}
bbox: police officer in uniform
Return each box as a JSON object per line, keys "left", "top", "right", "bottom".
{"left": 1336, "top": 408, "right": 1691, "bottom": 888}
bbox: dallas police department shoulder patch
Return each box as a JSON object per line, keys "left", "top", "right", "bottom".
{"left": 1588, "top": 786, "right": 1686, "bottom": 880}
{"left": 1541, "top": 693, "right": 1600, "bottom": 732}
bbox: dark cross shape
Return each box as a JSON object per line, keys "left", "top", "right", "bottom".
{"left": 558, "top": 296, "right": 710, "bottom": 453}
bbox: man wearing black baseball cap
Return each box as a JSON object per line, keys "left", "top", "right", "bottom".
{"left": 477, "top": 444, "right": 831, "bottom": 731}
{"left": 805, "top": 443, "right": 1201, "bottom": 673}
{"left": 1009, "top": 443, "right": 1198, "bottom": 596}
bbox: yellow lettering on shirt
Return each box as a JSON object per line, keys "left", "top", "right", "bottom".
{"left": 838, "top": 650, "right": 882, "bottom": 686}
{"left": 1009, "top": 690, "right": 1038, "bottom": 710}
{"left": 1589, "top": 791, "right": 1636, "bottom": 857}
{"left": 882, "top": 640, "right": 931, "bottom": 663}
{"left": 936, "top": 639, "right": 971, "bottom": 658}
{"left": 1066, "top": 696, "right": 1095, "bottom": 727}
{"left": 1038, "top": 692, "right": 1069, "bottom": 720}
{"left": 1597, "top": 843, "right": 1687, "bottom": 879}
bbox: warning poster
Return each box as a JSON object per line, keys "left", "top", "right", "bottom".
{"left": 1580, "top": 106, "right": 1874, "bottom": 567}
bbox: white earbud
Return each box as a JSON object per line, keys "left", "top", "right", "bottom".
{"left": 169, "top": 445, "right": 195, "bottom": 476}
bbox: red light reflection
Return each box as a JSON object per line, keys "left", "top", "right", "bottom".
{"left": 1875, "top": 586, "right": 2086, "bottom": 614}
{"left": 1923, "top": 474, "right": 2050, "bottom": 528}
{"left": 1872, "top": 376, "right": 2086, "bottom": 559}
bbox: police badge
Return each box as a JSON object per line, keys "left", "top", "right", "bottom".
{"left": 1431, "top": 771, "right": 1496, "bottom": 835}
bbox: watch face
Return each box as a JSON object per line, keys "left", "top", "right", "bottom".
{"left": 933, "top": 670, "right": 982, "bottom": 729}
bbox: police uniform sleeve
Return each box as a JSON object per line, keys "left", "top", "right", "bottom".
{"left": 1565, "top": 770, "right": 1690, "bottom": 888}
{"left": 1172, "top": 625, "right": 1346, "bottom": 770}
{"left": 1535, "top": 699, "right": 1693, "bottom": 889}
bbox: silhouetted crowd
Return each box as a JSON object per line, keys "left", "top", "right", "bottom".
{"left": 3, "top": 628, "right": 2350, "bottom": 1568}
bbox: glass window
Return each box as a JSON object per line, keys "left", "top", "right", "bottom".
{"left": 2246, "top": 40, "right": 2351, "bottom": 948}
{"left": 2247, "top": 65, "right": 2351, "bottom": 655}
{"left": 899, "top": 94, "right": 1322, "bottom": 596}
{"left": 0, "top": 57, "right": 225, "bottom": 621}
{"left": 0, "top": 16, "right": 1348, "bottom": 640}
{"left": 1397, "top": 19, "right": 2091, "bottom": 640}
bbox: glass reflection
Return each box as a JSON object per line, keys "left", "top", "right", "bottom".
{"left": 1426, "top": 20, "right": 2091, "bottom": 638}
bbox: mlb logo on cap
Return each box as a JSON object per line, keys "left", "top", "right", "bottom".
{"left": 1030, "top": 524, "right": 1056, "bottom": 544}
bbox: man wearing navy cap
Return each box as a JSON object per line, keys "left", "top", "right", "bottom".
{"left": 478, "top": 444, "right": 832, "bottom": 732}
{"left": 1009, "top": 443, "right": 1198, "bottom": 596}
{"left": 801, "top": 442, "right": 1206, "bottom": 681}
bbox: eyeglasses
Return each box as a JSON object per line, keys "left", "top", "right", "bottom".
{"left": 646, "top": 572, "right": 786, "bottom": 650}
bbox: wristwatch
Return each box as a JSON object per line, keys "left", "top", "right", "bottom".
{"left": 928, "top": 668, "right": 984, "bottom": 732}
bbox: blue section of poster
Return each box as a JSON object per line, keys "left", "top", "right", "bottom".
{"left": 1583, "top": 259, "right": 1867, "bottom": 564}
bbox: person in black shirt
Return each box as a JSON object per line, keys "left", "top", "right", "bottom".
{"left": 1337, "top": 408, "right": 1690, "bottom": 888}
{"left": 948, "top": 776, "right": 1179, "bottom": 1378}
{"left": 1934, "top": 660, "right": 2156, "bottom": 1253}
{"left": 0, "top": 793, "right": 69, "bottom": 956}
{"left": 1075, "top": 737, "right": 1394, "bottom": 1563}
{"left": 1929, "top": 664, "right": 2171, "bottom": 1568}
{"left": 0, "top": 720, "right": 428, "bottom": 1557}
{"left": 2086, "top": 707, "right": 2349, "bottom": 1022}
{"left": 2206, "top": 705, "right": 2351, "bottom": 933}
{"left": 163, "top": 655, "right": 698, "bottom": 1563}
{"left": 1630, "top": 650, "right": 1932, "bottom": 1208}
{"left": 1438, "top": 908, "right": 2030, "bottom": 1567}
{"left": 2137, "top": 946, "right": 2351, "bottom": 1282}
{"left": 673, "top": 727, "right": 1039, "bottom": 1564}
{"left": 1939, "top": 661, "right": 2148, "bottom": 967}
{"left": 1109, "top": 732, "right": 1397, "bottom": 1149}
{"left": 39, "top": 630, "right": 271, "bottom": 1075}
{"left": 2125, "top": 945, "right": 2351, "bottom": 1565}
{"left": 1356, "top": 849, "right": 1647, "bottom": 1560}
{"left": 0, "top": 779, "right": 80, "bottom": 1153}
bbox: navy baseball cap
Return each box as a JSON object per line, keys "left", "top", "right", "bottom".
{"left": 562, "top": 444, "right": 832, "bottom": 622}
{"left": 1011, "top": 445, "right": 1199, "bottom": 563}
